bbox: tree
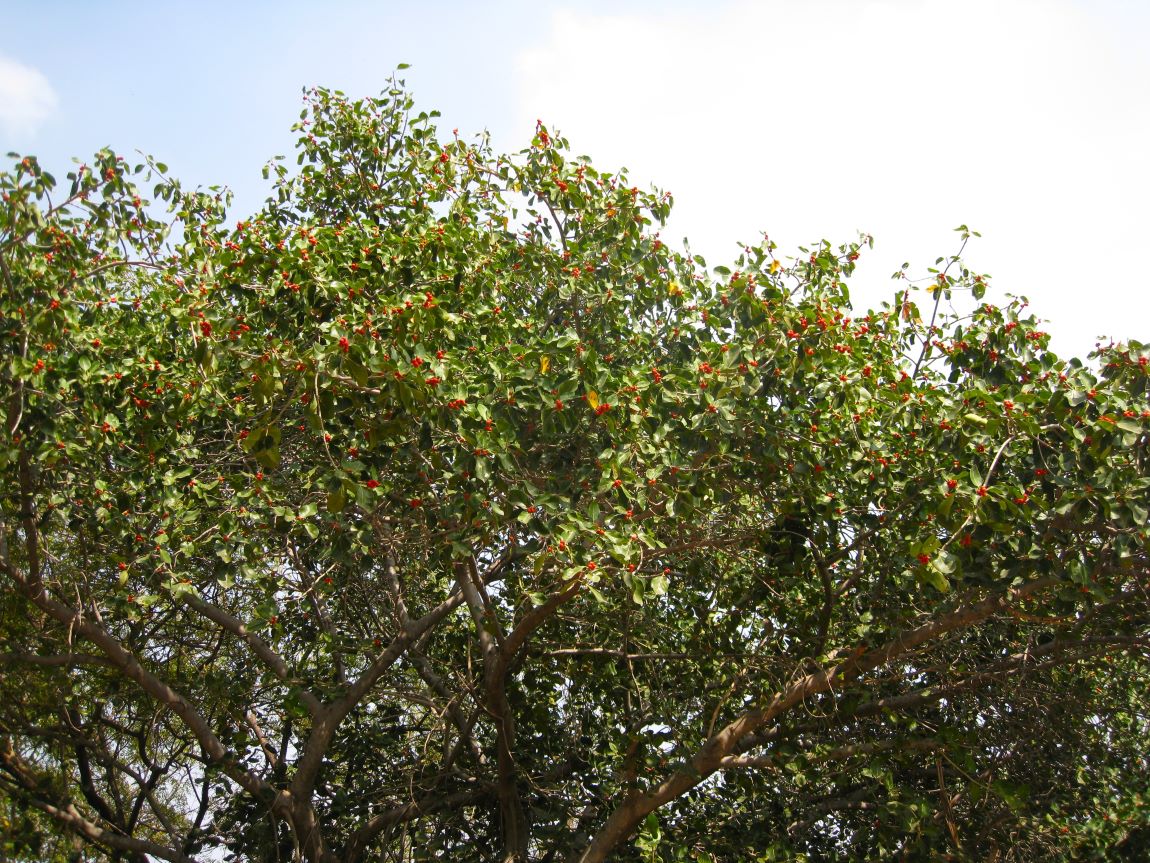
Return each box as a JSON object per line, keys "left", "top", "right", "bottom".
{"left": 2, "top": 76, "right": 1148, "bottom": 863}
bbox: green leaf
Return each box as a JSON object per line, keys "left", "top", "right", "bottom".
{"left": 920, "top": 564, "right": 951, "bottom": 593}
{"left": 254, "top": 446, "right": 281, "bottom": 470}
{"left": 933, "top": 551, "right": 957, "bottom": 575}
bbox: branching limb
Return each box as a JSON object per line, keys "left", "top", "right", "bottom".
{"left": 575, "top": 576, "right": 1058, "bottom": 863}
{"left": 719, "top": 737, "right": 941, "bottom": 771}
{"left": 456, "top": 558, "right": 526, "bottom": 861}
{"left": 0, "top": 740, "right": 195, "bottom": 863}
{"left": 345, "top": 787, "right": 491, "bottom": 863}
{"left": 180, "top": 592, "right": 322, "bottom": 717}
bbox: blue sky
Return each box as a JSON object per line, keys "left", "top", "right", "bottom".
{"left": 4, "top": 0, "right": 1148, "bottom": 360}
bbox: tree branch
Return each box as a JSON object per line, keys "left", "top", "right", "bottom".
{"left": 6, "top": 575, "right": 276, "bottom": 808}
{"left": 345, "top": 787, "right": 491, "bottom": 863}
{"left": 0, "top": 739, "right": 195, "bottom": 863}
{"left": 180, "top": 592, "right": 321, "bottom": 716}
{"left": 575, "top": 576, "right": 1059, "bottom": 863}
{"left": 456, "top": 558, "right": 527, "bottom": 861}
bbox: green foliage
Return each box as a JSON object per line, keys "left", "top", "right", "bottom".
{"left": 1, "top": 77, "right": 1147, "bottom": 863}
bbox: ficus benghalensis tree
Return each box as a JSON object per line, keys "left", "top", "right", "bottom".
{"left": 2, "top": 76, "right": 1147, "bottom": 863}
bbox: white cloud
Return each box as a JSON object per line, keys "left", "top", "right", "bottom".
{"left": 516, "top": 0, "right": 1150, "bottom": 358}
{"left": 0, "top": 54, "right": 58, "bottom": 140}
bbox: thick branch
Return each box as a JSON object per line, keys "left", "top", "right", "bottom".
{"left": 501, "top": 572, "right": 583, "bottom": 665}
{"left": 575, "top": 576, "right": 1059, "bottom": 863}
{"left": 26, "top": 797, "right": 196, "bottom": 863}
{"left": 181, "top": 593, "right": 321, "bottom": 716}
{"left": 0, "top": 741, "right": 194, "bottom": 863}
{"left": 345, "top": 787, "right": 491, "bottom": 863}
{"left": 542, "top": 648, "right": 692, "bottom": 661}
{"left": 456, "top": 559, "right": 527, "bottom": 861}
{"left": 730, "top": 630, "right": 1141, "bottom": 758}
{"left": 10, "top": 581, "right": 275, "bottom": 806}
{"left": 719, "top": 737, "right": 940, "bottom": 770}
{"left": 287, "top": 587, "right": 467, "bottom": 809}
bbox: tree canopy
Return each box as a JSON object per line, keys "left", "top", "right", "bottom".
{"left": 2, "top": 77, "right": 1148, "bottom": 863}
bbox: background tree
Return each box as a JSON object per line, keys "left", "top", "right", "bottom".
{"left": 2, "top": 77, "right": 1148, "bottom": 862}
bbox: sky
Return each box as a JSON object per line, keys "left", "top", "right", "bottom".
{"left": 3, "top": 0, "right": 1148, "bottom": 360}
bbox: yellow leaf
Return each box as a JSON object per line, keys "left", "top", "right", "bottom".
{"left": 769, "top": 259, "right": 781, "bottom": 274}
{"left": 540, "top": 355, "right": 550, "bottom": 374}
{"left": 587, "top": 390, "right": 599, "bottom": 410}
{"left": 668, "top": 281, "right": 682, "bottom": 297}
